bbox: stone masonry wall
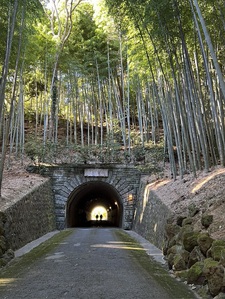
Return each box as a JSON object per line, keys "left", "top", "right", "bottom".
{"left": 36, "top": 164, "right": 141, "bottom": 230}
{"left": 2, "top": 180, "right": 56, "bottom": 251}
{"left": 133, "top": 178, "right": 174, "bottom": 250}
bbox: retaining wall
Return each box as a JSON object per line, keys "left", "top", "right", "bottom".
{"left": 133, "top": 178, "right": 174, "bottom": 250}
{"left": 2, "top": 179, "right": 56, "bottom": 251}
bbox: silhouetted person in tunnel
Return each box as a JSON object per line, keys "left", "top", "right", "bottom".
{"left": 95, "top": 214, "right": 99, "bottom": 226}
{"left": 100, "top": 214, "right": 103, "bottom": 221}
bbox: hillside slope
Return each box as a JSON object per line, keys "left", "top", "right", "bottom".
{"left": 147, "top": 166, "right": 225, "bottom": 241}
{"left": 1, "top": 159, "right": 225, "bottom": 241}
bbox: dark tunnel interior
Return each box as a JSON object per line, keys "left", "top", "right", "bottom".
{"left": 66, "top": 181, "right": 123, "bottom": 228}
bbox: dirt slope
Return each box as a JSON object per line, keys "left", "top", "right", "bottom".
{"left": 148, "top": 166, "right": 225, "bottom": 240}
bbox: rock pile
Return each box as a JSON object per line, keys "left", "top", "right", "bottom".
{"left": 0, "top": 211, "right": 14, "bottom": 267}
{"left": 163, "top": 214, "right": 225, "bottom": 298}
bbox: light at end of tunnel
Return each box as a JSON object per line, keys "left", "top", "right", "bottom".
{"left": 91, "top": 206, "right": 108, "bottom": 220}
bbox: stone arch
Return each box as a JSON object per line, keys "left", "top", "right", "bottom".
{"left": 66, "top": 181, "right": 123, "bottom": 228}
{"left": 30, "top": 164, "right": 141, "bottom": 230}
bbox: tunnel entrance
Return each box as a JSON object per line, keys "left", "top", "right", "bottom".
{"left": 66, "top": 181, "right": 123, "bottom": 228}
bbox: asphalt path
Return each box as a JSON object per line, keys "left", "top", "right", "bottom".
{"left": 0, "top": 228, "right": 197, "bottom": 299}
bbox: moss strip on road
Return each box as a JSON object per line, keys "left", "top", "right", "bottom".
{"left": 115, "top": 230, "right": 198, "bottom": 299}
{"left": 0, "top": 229, "right": 74, "bottom": 279}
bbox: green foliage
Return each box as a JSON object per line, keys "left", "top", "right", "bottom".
{"left": 63, "top": 2, "right": 120, "bottom": 80}
{"left": 133, "top": 146, "right": 145, "bottom": 162}
{"left": 2, "top": 0, "right": 225, "bottom": 179}
{"left": 133, "top": 142, "right": 164, "bottom": 173}
{"left": 24, "top": 132, "right": 164, "bottom": 171}
{"left": 0, "top": 0, "right": 44, "bottom": 69}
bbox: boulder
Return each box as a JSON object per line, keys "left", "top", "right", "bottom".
{"left": 212, "top": 246, "right": 225, "bottom": 262}
{"left": 168, "top": 235, "right": 177, "bottom": 248}
{"left": 163, "top": 235, "right": 177, "bottom": 256}
{"left": 167, "top": 244, "right": 183, "bottom": 255}
{"left": 201, "top": 214, "right": 213, "bottom": 228}
{"left": 187, "top": 261, "right": 205, "bottom": 285}
{"left": 165, "top": 223, "right": 181, "bottom": 240}
{"left": 197, "top": 232, "right": 214, "bottom": 255}
{"left": 167, "top": 245, "right": 183, "bottom": 269}
{"left": 209, "top": 240, "right": 225, "bottom": 261}
{"left": 173, "top": 254, "right": 187, "bottom": 271}
{"left": 203, "top": 258, "right": 219, "bottom": 275}
{"left": 176, "top": 224, "right": 194, "bottom": 244}
{"left": 202, "top": 257, "right": 224, "bottom": 296}
{"left": 206, "top": 264, "right": 224, "bottom": 297}
{"left": 163, "top": 223, "right": 181, "bottom": 255}
{"left": 167, "top": 245, "right": 189, "bottom": 270}
{"left": 188, "top": 246, "right": 205, "bottom": 268}
{"left": 183, "top": 231, "right": 199, "bottom": 252}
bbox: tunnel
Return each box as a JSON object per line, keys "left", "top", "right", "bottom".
{"left": 66, "top": 181, "right": 123, "bottom": 228}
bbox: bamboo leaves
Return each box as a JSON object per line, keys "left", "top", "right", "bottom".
{"left": 2, "top": 0, "right": 225, "bottom": 188}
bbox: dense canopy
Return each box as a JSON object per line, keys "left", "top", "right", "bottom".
{"left": 0, "top": 0, "right": 225, "bottom": 193}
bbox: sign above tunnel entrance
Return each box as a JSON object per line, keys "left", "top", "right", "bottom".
{"left": 84, "top": 168, "right": 109, "bottom": 177}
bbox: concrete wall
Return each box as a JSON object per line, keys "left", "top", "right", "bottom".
{"left": 133, "top": 179, "right": 174, "bottom": 250}
{"left": 2, "top": 180, "right": 56, "bottom": 251}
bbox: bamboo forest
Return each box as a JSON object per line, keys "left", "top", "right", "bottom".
{"left": 1, "top": 0, "right": 225, "bottom": 189}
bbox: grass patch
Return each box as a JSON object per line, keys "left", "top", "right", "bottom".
{"left": 115, "top": 230, "right": 197, "bottom": 299}
{"left": 0, "top": 229, "right": 74, "bottom": 279}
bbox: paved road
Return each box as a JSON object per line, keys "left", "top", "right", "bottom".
{"left": 0, "top": 228, "right": 197, "bottom": 299}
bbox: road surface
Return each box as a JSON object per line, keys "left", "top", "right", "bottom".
{"left": 0, "top": 228, "right": 197, "bottom": 299}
